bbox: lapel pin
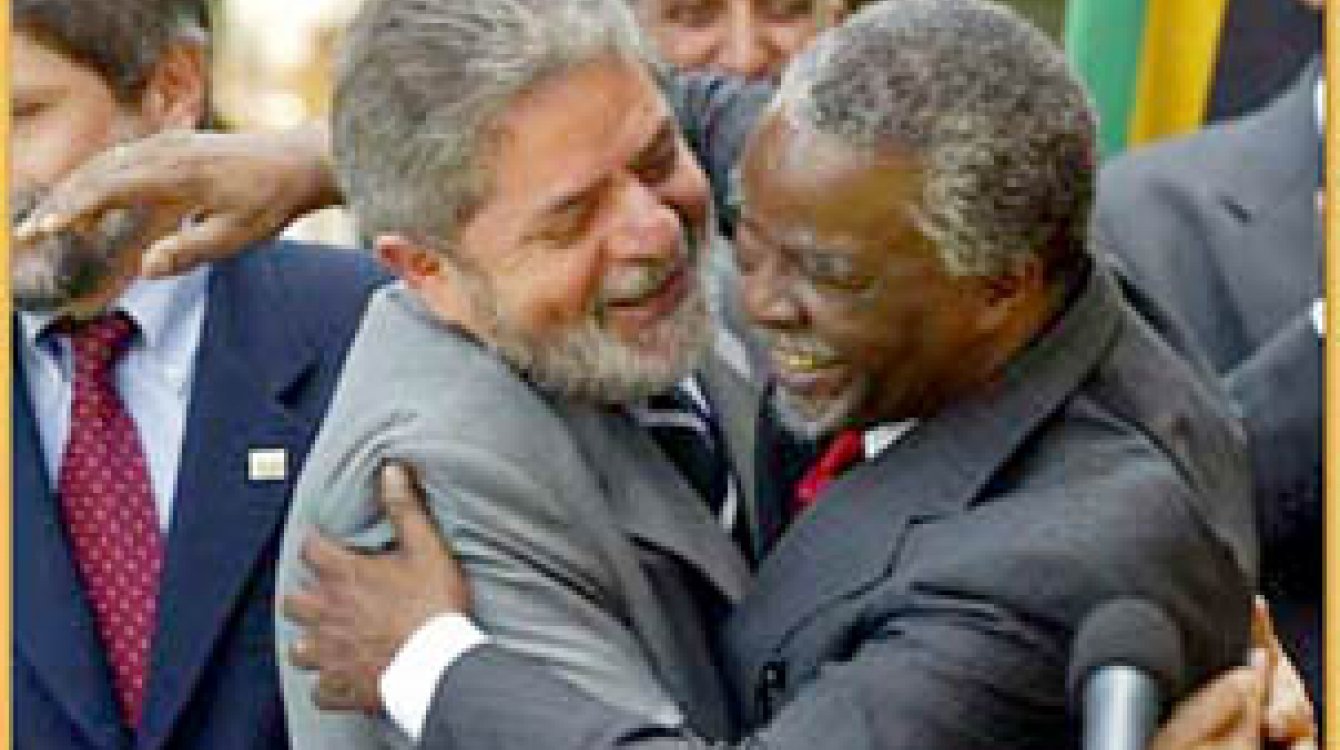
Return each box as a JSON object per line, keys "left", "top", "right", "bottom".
{"left": 248, "top": 448, "right": 288, "bottom": 482}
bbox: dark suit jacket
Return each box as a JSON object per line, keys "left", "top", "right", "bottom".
{"left": 417, "top": 264, "right": 1257, "bottom": 750}
{"left": 14, "top": 241, "right": 387, "bottom": 750}
{"left": 1094, "top": 59, "right": 1322, "bottom": 698}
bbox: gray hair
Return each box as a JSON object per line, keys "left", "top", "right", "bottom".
{"left": 333, "top": 0, "right": 658, "bottom": 246}
{"left": 772, "top": 0, "right": 1097, "bottom": 278}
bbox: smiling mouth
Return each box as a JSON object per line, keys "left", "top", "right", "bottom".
{"left": 774, "top": 349, "right": 839, "bottom": 372}
{"left": 601, "top": 252, "right": 698, "bottom": 331}
{"left": 614, "top": 261, "right": 684, "bottom": 306}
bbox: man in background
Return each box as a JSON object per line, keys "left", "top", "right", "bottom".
{"left": 631, "top": 0, "right": 831, "bottom": 80}
{"left": 12, "top": 1, "right": 385, "bottom": 747}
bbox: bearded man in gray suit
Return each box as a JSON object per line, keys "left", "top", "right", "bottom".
{"left": 273, "top": 1, "right": 761, "bottom": 747}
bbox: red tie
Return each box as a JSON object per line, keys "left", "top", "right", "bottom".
{"left": 56, "top": 312, "right": 163, "bottom": 728}
{"left": 791, "top": 429, "right": 865, "bottom": 517}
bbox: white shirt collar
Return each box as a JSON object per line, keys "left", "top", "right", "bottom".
{"left": 1315, "top": 74, "right": 1326, "bottom": 136}
{"left": 863, "top": 420, "right": 916, "bottom": 460}
{"left": 19, "top": 267, "right": 210, "bottom": 349}
{"left": 19, "top": 268, "right": 212, "bottom": 399}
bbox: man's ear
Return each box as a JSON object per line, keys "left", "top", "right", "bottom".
{"left": 376, "top": 235, "right": 445, "bottom": 290}
{"left": 140, "top": 42, "right": 209, "bottom": 131}
{"left": 817, "top": 0, "right": 856, "bottom": 27}
{"left": 972, "top": 255, "right": 1047, "bottom": 331}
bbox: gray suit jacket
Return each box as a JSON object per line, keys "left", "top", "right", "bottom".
{"left": 418, "top": 264, "right": 1257, "bottom": 750}
{"left": 1094, "top": 59, "right": 1322, "bottom": 697}
{"left": 275, "top": 284, "right": 758, "bottom": 749}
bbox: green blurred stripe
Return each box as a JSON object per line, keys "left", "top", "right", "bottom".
{"left": 1064, "top": 0, "right": 1147, "bottom": 159}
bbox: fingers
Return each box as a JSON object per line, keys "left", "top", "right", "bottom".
{"left": 1150, "top": 651, "right": 1267, "bottom": 750}
{"left": 1250, "top": 596, "right": 1278, "bottom": 675}
{"left": 1263, "top": 651, "right": 1317, "bottom": 745}
{"left": 1250, "top": 596, "right": 1275, "bottom": 652}
{"left": 376, "top": 462, "right": 440, "bottom": 558}
{"left": 15, "top": 145, "right": 184, "bottom": 244}
{"left": 287, "top": 615, "right": 376, "bottom": 712}
{"left": 301, "top": 529, "right": 359, "bottom": 583}
{"left": 288, "top": 636, "right": 320, "bottom": 670}
{"left": 14, "top": 183, "right": 125, "bottom": 245}
{"left": 141, "top": 213, "right": 250, "bottom": 278}
{"left": 1251, "top": 597, "right": 1318, "bottom": 744}
{"left": 312, "top": 673, "right": 364, "bottom": 711}
{"left": 282, "top": 589, "right": 328, "bottom": 628}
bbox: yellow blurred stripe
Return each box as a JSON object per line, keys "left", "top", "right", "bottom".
{"left": 1129, "top": 0, "right": 1231, "bottom": 146}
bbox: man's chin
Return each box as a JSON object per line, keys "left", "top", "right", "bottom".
{"left": 10, "top": 206, "right": 146, "bottom": 317}
{"left": 491, "top": 296, "right": 710, "bottom": 406}
{"left": 772, "top": 384, "right": 865, "bottom": 442}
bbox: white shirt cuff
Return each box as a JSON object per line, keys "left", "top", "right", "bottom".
{"left": 379, "top": 613, "right": 490, "bottom": 742}
{"left": 1311, "top": 298, "right": 1325, "bottom": 337}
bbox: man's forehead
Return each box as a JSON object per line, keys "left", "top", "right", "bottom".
{"left": 744, "top": 111, "right": 920, "bottom": 194}
{"left": 742, "top": 112, "right": 872, "bottom": 194}
{"left": 493, "top": 58, "right": 674, "bottom": 200}
{"left": 14, "top": 30, "right": 65, "bottom": 78}
{"left": 14, "top": 28, "right": 105, "bottom": 92}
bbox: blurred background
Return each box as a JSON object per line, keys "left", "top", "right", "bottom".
{"left": 207, "top": 0, "right": 1066, "bottom": 136}
{"left": 204, "top": 0, "right": 1319, "bottom": 242}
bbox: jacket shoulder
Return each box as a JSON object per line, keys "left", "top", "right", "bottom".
{"left": 221, "top": 239, "right": 390, "bottom": 341}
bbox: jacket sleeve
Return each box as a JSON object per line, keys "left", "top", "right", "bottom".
{"left": 1225, "top": 308, "right": 1323, "bottom": 550}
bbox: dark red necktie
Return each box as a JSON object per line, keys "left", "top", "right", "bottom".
{"left": 55, "top": 312, "right": 163, "bottom": 728}
{"left": 791, "top": 429, "right": 865, "bottom": 518}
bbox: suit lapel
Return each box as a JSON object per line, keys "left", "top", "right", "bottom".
{"left": 1216, "top": 58, "right": 1321, "bottom": 218}
{"left": 137, "top": 255, "right": 318, "bottom": 750}
{"left": 565, "top": 403, "right": 751, "bottom": 602}
{"left": 1214, "top": 59, "right": 1322, "bottom": 342}
{"left": 13, "top": 330, "right": 130, "bottom": 749}
{"left": 695, "top": 350, "right": 764, "bottom": 558}
{"left": 733, "top": 267, "right": 1125, "bottom": 653}
{"left": 751, "top": 399, "right": 812, "bottom": 558}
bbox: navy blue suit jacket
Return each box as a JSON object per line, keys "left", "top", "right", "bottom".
{"left": 14, "top": 241, "right": 389, "bottom": 750}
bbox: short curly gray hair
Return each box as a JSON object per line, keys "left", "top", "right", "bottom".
{"left": 333, "top": 0, "right": 657, "bottom": 247}
{"left": 773, "top": 0, "right": 1097, "bottom": 278}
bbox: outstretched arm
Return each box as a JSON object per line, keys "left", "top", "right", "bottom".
{"left": 15, "top": 72, "right": 773, "bottom": 280}
{"left": 14, "top": 127, "right": 339, "bottom": 278}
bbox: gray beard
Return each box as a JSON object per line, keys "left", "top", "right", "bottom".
{"left": 769, "top": 380, "right": 867, "bottom": 442}
{"left": 10, "top": 190, "right": 146, "bottom": 314}
{"left": 457, "top": 238, "right": 714, "bottom": 406}
{"left": 499, "top": 284, "right": 710, "bottom": 405}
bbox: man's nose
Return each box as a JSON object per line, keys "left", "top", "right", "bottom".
{"left": 743, "top": 258, "right": 803, "bottom": 329}
{"left": 712, "top": 6, "right": 776, "bottom": 78}
{"left": 606, "top": 178, "right": 684, "bottom": 263}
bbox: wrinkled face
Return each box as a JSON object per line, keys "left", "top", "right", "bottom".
{"left": 446, "top": 57, "right": 715, "bottom": 404}
{"left": 634, "top": 0, "right": 823, "bottom": 79}
{"left": 11, "top": 31, "right": 152, "bottom": 315}
{"left": 737, "top": 113, "right": 999, "bottom": 438}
